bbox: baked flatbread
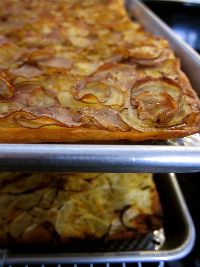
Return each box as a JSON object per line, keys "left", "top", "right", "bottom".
{"left": 0, "top": 172, "right": 162, "bottom": 245}
{"left": 0, "top": 0, "right": 199, "bottom": 142}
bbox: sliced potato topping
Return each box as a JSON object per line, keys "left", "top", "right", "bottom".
{"left": 76, "top": 81, "right": 110, "bottom": 103}
{"left": 28, "top": 87, "right": 56, "bottom": 107}
{"left": 120, "top": 77, "right": 192, "bottom": 131}
{"left": 131, "top": 78, "right": 181, "bottom": 123}
{"left": 0, "top": 172, "right": 162, "bottom": 243}
{"left": 0, "top": 0, "right": 199, "bottom": 139}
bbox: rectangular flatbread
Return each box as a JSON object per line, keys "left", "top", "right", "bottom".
{"left": 0, "top": 0, "right": 199, "bottom": 142}
{"left": 0, "top": 172, "right": 162, "bottom": 245}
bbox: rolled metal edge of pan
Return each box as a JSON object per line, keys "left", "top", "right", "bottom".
{"left": 126, "top": 0, "right": 200, "bottom": 96}
{"left": 0, "top": 144, "right": 200, "bottom": 172}
{"left": 143, "top": 0, "right": 200, "bottom": 4}
{"left": 156, "top": 173, "right": 196, "bottom": 261}
{"left": 3, "top": 173, "right": 195, "bottom": 264}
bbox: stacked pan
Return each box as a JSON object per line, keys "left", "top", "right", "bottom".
{"left": 0, "top": 0, "right": 199, "bottom": 265}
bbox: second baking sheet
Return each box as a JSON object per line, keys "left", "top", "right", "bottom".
{"left": 0, "top": 173, "right": 194, "bottom": 264}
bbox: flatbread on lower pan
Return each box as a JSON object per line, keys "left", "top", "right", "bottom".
{"left": 0, "top": 172, "right": 162, "bottom": 245}
{"left": 0, "top": 0, "right": 199, "bottom": 142}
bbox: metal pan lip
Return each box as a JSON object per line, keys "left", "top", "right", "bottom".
{"left": 0, "top": 144, "right": 200, "bottom": 173}
{"left": 1, "top": 173, "right": 195, "bottom": 264}
{"left": 143, "top": 0, "right": 200, "bottom": 4}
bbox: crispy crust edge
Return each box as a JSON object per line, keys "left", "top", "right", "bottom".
{"left": 0, "top": 125, "right": 199, "bottom": 143}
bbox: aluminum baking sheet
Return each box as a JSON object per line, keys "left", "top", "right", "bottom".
{"left": 0, "top": 173, "right": 195, "bottom": 264}
{"left": 0, "top": 0, "right": 199, "bottom": 172}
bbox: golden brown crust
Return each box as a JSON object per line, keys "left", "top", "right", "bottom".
{"left": 0, "top": 126, "right": 198, "bottom": 143}
{"left": 0, "top": 172, "right": 162, "bottom": 244}
{"left": 0, "top": 0, "right": 199, "bottom": 142}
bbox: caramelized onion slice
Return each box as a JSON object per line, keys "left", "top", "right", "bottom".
{"left": 80, "top": 107, "right": 130, "bottom": 131}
